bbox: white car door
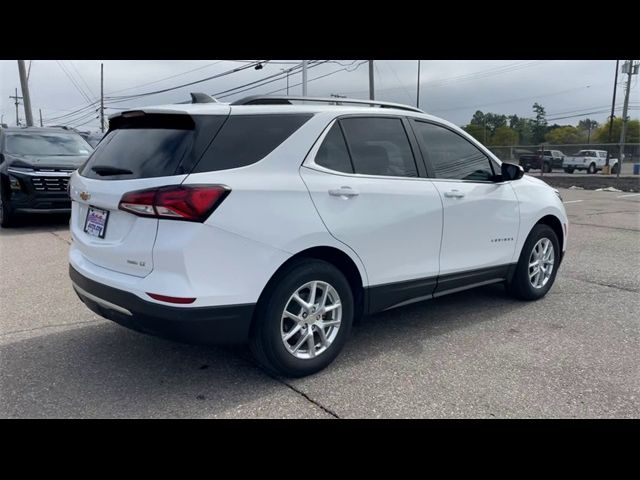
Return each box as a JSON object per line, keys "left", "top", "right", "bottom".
{"left": 410, "top": 119, "right": 520, "bottom": 295}
{"left": 300, "top": 117, "right": 443, "bottom": 312}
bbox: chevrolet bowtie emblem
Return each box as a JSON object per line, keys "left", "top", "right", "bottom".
{"left": 80, "top": 191, "right": 91, "bottom": 201}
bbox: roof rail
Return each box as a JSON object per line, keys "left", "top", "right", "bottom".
{"left": 230, "top": 95, "right": 424, "bottom": 113}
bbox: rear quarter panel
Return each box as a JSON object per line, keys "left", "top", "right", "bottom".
{"left": 182, "top": 112, "right": 370, "bottom": 287}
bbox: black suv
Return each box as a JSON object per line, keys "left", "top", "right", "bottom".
{"left": 0, "top": 127, "right": 93, "bottom": 227}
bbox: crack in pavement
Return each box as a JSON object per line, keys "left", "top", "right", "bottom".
{"left": 50, "top": 231, "right": 72, "bottom": 245}
{"left": 568, "top": 222, "right": 640, "bottom": 233}
{"left": 564, "top": 275, "right": 639, "bottom": 294}
{"left": 239, "top": 353, "right": 340, "bottom": 418}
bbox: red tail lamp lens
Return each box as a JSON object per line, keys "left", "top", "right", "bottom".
{"left": 119, "top": 185, "right": 230, "bottom": 222}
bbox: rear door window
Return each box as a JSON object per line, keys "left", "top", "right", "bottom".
{"left": 339, "top": 117, "right": 418, "bottom": 177}
{"left": 192, "top": 114, "right": 312, "bottom": 173}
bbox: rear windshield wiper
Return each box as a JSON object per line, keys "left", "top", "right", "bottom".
{"left": 91, "top": 165, "right": 133, "bottom": 176}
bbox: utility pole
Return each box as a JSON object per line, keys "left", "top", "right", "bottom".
{"left": 9, "top": 88, "right": 22, "bottom": 126}
{"left": 100, "top": 63, "right": 105, "bottom": 133}
{"left": 39, "top": 108, "right": 43, "bottom": 127}
{"left": 302, "top": 60, "right": 308, "bottom": 97}
{"left": 281, "top": 68, "right": 290, "bottom": 95}
{"left": 617, "top": 60, "right": 637, "bottom": 178}
{"left": 416, "top": 60, "right": 421, "bottom": 108}
{"left": 17, "top": 60, "right": 34, "bottom": 126}
{"left": 603, "top": 60, "right": 619, "bottom": 174}
{"left": 369, "top": 60, "right": 375, "bottom": 100}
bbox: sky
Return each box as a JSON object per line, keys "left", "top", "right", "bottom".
{"left": 1, "top": 60, "right": 638, "bottom": 132}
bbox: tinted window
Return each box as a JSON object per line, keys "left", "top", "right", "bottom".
{"left": 6, "top": 132, "right": 93, "bottom": 156}
{"left": 413, "top": 121, "right": 494, "bottom": 181}
{"left": 314, "top": 123, "right": 353, "bottom": 173}
{"left": 80, "top": 114, "right": 226, "bottom": 180}
{"left": 81, "top": 129, "right": 194, "bottom": 180}
{"left": 193, "top": 114, "right": 312, "bottom": 173}
{"left": 340, "top": 117, "right": 417, "bottom": 177}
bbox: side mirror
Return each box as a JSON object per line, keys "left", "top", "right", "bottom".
{"left": 501, "top": 162, "right": 524, "bottom": 181}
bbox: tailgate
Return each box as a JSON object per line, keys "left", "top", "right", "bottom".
{"left": 70, "top": 173, "right": 187, "bottom": 277}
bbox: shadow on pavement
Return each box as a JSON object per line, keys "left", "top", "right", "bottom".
{"left": 0, "top": 283, "right": 531, "bottom": 418}
{"left": 0, "top": 212, "right": 70, "bottom": 235}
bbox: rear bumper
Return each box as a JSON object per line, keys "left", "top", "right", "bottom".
{"left": 70, "top": 265, "right": 255, "bottom": 345}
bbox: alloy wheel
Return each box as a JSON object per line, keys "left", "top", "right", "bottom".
{"left": 280, "top": 280, "right": 342, "bottom": 359}
{"left": 528, "top": 238, "right": 555, "bottom": 289}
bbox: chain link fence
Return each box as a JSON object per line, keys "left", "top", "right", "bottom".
{"left": 487, "top": 143, "right": 640, "bottom": 164}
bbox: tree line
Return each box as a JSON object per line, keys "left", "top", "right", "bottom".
{"left": 462, "top": 103, "right": 640, "bottom": 146}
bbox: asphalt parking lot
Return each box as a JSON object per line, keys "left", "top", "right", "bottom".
{"left": 1, "top": 187, "right": 638, "bottom": 418}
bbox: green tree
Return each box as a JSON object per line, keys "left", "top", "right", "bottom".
{"left": 593, "top": 118, "right": 640, "bottom": 144}
{"left": 470, "top": 110, "right": 485, "bottom": 126}
{"left": 512, "top": 117, "right": 534, "bottom": 144}
{"left": 545, "top": 126, "right": 585, "bottom": 144}
{"left": 463, "top": 124, "right": 485, "bottom": 142}
{"left": 578, "top": 118, "right": 599, "bottom": 143}
{"left": 490, "top": 126, "right": 519, "bottom": 146}
{"left": 531, "top": 102, "right": 548, "bottom": 144}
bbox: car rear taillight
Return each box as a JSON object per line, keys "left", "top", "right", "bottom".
{"left": 119, "top": 185, "right": 230, "bottom": 222}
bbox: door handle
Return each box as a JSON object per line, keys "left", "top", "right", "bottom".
{"left": 329, "top": 186, "right": 359, "bottom": 198}
{"left": 443, "top": 189, "right": 465, "bottom": 199}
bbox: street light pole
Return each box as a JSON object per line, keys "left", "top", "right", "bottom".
{"left": 281, "top": 68, "right": 290, "bottom": 95}
{"left": 617, "top": 60, "right": 637, "bottom": 178}
{"left": 302, "top": 60, "right": 308, "bottom": 97}
{"left": 416, "top": 60, "right": 421, "bottom": 108}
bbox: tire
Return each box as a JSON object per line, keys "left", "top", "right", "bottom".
{"left": 250, "top": 259, "right": 354, "bottom": 377}
{"left": 587, "top": 163, "right": 597, "bottom": 174}
{"left": 0, "top": 190, "right": 17, "bottom": 228}
{"left": 611, "top": 163, "right": 619, "bottom": 174}
{"left": 564, "top": 168, "right": 574, "bottom": 174}
{"left": 507, "top": 224, "right": 560, "bottom": 301}
{"left": 523, "top": 165, "right": 531, "bottom": 173}
{"left": 542, "top": 162, "right": 551, "bottom": 173}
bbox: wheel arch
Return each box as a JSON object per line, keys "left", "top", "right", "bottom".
{"left": 252, "top": 246, "right": 367, "bottom": 333}
{"left": 534, "top": 214, "right": 564, "bottom": 257}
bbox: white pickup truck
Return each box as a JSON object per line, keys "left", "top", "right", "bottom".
{"left": 563, "top": 149, "right": 619, "bottom": 174}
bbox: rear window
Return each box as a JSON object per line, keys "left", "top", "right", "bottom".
{"left": 80, "top": 113, "right": 226, "bottom": 180}
{"left": 191, "top": 114, "right": 312, "bottom": 173}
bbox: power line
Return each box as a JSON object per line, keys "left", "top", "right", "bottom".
{"left": 56, "top": 60, "right": 94, "bottom": 106}
{"left": 431, "top": 83, "right": 609, "bottom": 114}
{"left": 69, "top": 61, "right": 97, "bottom": 100}
{"left": 214, "top": 61, "right": 328, "bottom": 99}
{"left": 340, "top": 61, "right": 546, "bottom": 96}
{"left": 105, "top": 60, "right": 227, "bottom": 95}
{"left": 105, "top": 61, "right": 265, "bottom": 100}
{"left": 265, "top": 61, "right": 368, "bottom": 96}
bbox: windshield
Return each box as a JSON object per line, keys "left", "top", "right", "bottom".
{"left": 5, "top": 132, "right": 93, "bottom": 156}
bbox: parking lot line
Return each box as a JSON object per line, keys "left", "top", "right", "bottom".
{"left": 563, "top": 200, "right": 584, "bottom": 204}
{"left": 617, "top": 193, "right": 640, "bottom": 199}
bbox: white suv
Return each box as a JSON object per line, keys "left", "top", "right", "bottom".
{"left": 68, "top": 95, "right": 568, "bottom": 377}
